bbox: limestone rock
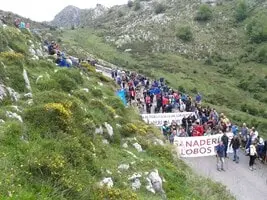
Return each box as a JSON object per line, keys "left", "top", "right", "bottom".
{"left": 122, "top": 142, "right": 128, "bottom": 148}
{"left": 99, "top": 177, "right": 113, "bottom": 188}
{"left": 133, "top": 142, "right": 143, "bottom": 152}
{"left": 95, "top": 126, "right": 103, "bottom": 134}
{"left": 147, "top": 169, "right": 165, "bottom": 194}
{"left": 131, "top": 179, "right": 141, "bottom": 190}
{"left": 6, "top": 111, "right": 23, "bottom": 122}
{"left": 118, "top": 164, "right": 130, "bottom": 171}
{"left": 104, "top": 122, "right": 113, "bottom": 137}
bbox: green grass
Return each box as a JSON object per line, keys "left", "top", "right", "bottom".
{"left": 0, "top": 26, "right": 235, "bottom": 199}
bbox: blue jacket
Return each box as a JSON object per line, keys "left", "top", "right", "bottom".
{"left": 216, "top": 144, "right": 225, "bottom": 157}
{"left": 59, "top": 58, "right": 70, "bottom": 67}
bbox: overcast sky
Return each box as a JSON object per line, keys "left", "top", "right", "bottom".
{"left": 1, "top": 0, "right": 127, "bottom": 22}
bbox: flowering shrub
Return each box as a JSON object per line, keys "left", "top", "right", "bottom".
{"left": 80, "top": 62, "right": 96, "bottom": 73}
{"left": 96, "top": 187, "right": 137, "bottom": 200}
{"left": 0, "top": 51, "right": 24, "bottom": 62}
{"left": 44, "top": 102, "right": 72, "bottom": 120}
{"left": 43, "top": 102, "right": 73, "bottom": 131}
{"left": 120, "top": 122, "right": 149, "bottom": 137}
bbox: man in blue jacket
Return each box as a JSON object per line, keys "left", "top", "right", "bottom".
{"left": 216, "top": 141, "right": 225, "bottom": 171}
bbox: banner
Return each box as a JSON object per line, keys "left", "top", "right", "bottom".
{"left": 141, "top": 112, "right": 195, "bottom": 126}
{"left": 174, "top": 132, "right": 234, "bottom": 157}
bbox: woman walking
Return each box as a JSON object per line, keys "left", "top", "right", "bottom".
{"left": 249, "top": 142, "right": 257, "bottom": 171}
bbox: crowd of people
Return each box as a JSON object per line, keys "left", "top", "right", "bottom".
{"left": 111, "top": 68, "right": 267, "bottom": 171}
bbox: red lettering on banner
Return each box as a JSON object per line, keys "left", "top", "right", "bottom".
{"left": 207, "top": 139, "right": 211, "bottom": 145}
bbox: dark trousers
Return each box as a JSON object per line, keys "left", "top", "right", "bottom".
{"left": 249, "top": 155, "right": 256, "bottom": 167}
{"left": 224, "top": 144, "right": 228, "bottom": 157}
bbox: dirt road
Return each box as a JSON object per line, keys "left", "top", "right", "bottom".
{"left": 183, "top": 152, "right": 267, "bottom": 200}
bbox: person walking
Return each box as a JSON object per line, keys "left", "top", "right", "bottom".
{"left": 216, "top": 141, "right": 226, "bottom": 171}
{"left": 249, "top": 142, "right": 257, "bottom": 171}
{"left": 221, "top": 132, "right": 229, "bottom": 158}
{"left": 230, "top": 135, "right": 241, "bottom": 163}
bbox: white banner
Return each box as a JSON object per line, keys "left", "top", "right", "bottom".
{"left": 174, "top": 132, "right": 234, "bottom": 157}
{"left": 141, "top": 112, "right": 195, "bottom": 126}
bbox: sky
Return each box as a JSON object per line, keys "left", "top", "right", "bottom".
{"left": 1, "top": 0, "right": 127, "bottom": 22}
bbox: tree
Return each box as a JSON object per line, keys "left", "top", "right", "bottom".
{"left": 235, "top": 0, "right": 248, "bottom": 22}
{"left": 246, "top": 12, "right": 267, "bottom": 43}
{"left": 195, "top": 4, "right": 212, "bottom": 21}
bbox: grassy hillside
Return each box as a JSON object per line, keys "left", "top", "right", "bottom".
{"left": 52, "top": 0, "right": 267, "bottom": 138}
{"left": 0, "top": 26, "right": 234, "bottom": 199}
{"left": 59, "top": 26, "right": 267, "bottom": 139}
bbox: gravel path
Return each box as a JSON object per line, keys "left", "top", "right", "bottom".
{"left": 183, "top": 152, "right": 267, "bottom": 200}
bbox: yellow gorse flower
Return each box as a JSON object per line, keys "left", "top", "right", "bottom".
{"left": 44, "top": 102, "right": 72, "bottom": 120}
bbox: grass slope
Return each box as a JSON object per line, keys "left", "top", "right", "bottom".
{"left": 0, "top": 26, "right": 234, "bottom": 199}
{"left": 59, "top": 28, "right": 267, "bottom": 139}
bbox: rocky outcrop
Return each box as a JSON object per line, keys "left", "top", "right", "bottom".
{"left": 51, "top": 4, "right": 107, "bottom": 28}
{"left": 51, "top": 5, "right": 81, "bottom": 28}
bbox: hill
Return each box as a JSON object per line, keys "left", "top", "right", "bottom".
{"left": 53, "top": 0, "right": 267, "bottom": 138}
{"left": 0, "top": 9, "right": 51, "bottom": 29}
{"left": 0, "top": 24, "right": 234, "bottom": 199}
{"left": 51, "top": 4, "right": 107, "bottom": 28}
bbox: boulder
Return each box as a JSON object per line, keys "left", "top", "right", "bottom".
{"left": 133, "top": 142, "right": 143, "bottom": 152}
{"left": 147, "top": 169, "right": 165, "bottom": 194}
{"left": 122, "top": 142, "right": 128, "bottom": 148}
{"left": 29, "top": 48, "right": 36, "bottom": 56}
{"left": 6, "top": 111, "right": 23, "bottom": 122}
{"left": 95, "top": 126, "right": 103, "bottom": 134}
{"left": 128, "top": 173, "right": 142, "bottom": 181}
{"left": 118, "top": 164, "right": 130, "bottom": 171}
{"left": 82, "top": 88, "right": 89, "bottom": 93}
{"left": 24, "top": 93, "right": 33, "bottom": 98}
{"left": 99, "top": 177, "right": 113, "bottom": 188}
{"left": 131, "top": 179, "right": 141, "bottom": 190}
{"left": 6, "top": 87, "right": 20, "bottom": 102}
{"left": 36, "top": 49, "right": 43, "bottom": 57}
{"left": 0, "top": 84, "right": 7, "bottom": 101}
{"left": 104, "top": 122, "right": 113, "bottom": 137}
{"left": 102, "top": 139, "right": 109, "bottom": 144}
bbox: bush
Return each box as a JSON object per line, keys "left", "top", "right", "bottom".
{"left": 256, "top": 45, "right": 267, "bottom": 63}
{"left": 0, "top": 51, "right": 24, "bottom": 63}
{"left": 118, "top": 11, "right": 124, "bottom": 17}
{"left": 119, "top": 122, "right": 148, "bottom": 137}
{"left": 176, "top": 26, "right": 193, "bottom": 41}
{"left": 80, "top": 62, "right": 96, "bottom": 73}
{"left": 246, "top": 12, "right": 267, "bottom": 43}
{"left": 127, "top": 0, "right": 133, "bottom": 8}
{"left": 134, "top": 0, "right": 141, "bottom": 11}
{"left": 235, "top": 0, "right": 248, "bottom": 22}
{"left": 147, "top": 145, "right": 173, "bottom": 163}
{"left": 195, "top": 4, "right": 212, "bottom": 21}
{"left": 155, "top": 3, "right": 166, "bottom": 14}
